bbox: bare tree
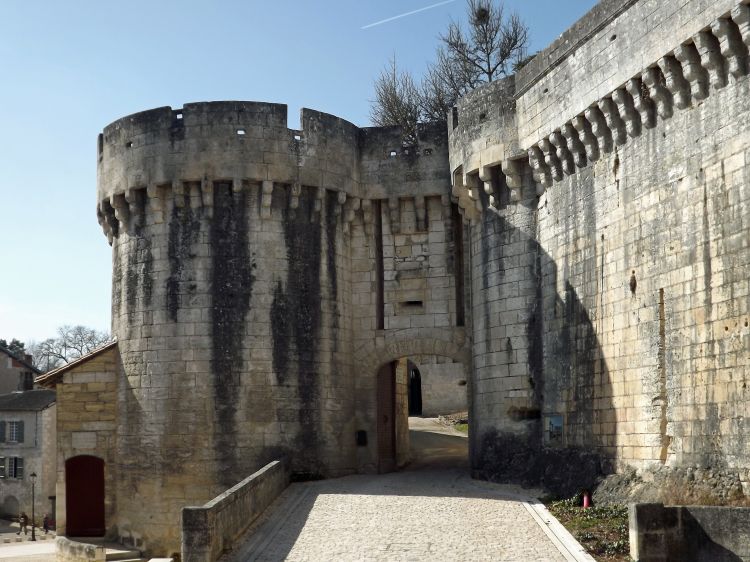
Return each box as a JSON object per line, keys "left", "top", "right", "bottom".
{"left": 370, "top": 56, "right": 421, "bottom": 145}
{"left": 370, "top": 0, "right": 529, "bottom": 131}
{"left": 30, "top": 325, "right": 111, "bottom": 372}
{"left": 441, "top": 0, "right": 528, "bottom": 85}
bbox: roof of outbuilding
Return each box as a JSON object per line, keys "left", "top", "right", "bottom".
{"left": 0, "top": 347, "right": 41, "bottom": 374}
{"left": 34, "top": 340, "right": 118, "bottom": 387}
{"left": 0, "top": 389, "right": 56, "bottom": 411}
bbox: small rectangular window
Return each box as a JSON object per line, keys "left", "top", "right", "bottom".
{"left": 0, "top": 457, "right": 5, "bottom": 478}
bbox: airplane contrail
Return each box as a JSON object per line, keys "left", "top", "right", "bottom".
{"left": 362, "top": 0, "right": 456, "bottom": 30}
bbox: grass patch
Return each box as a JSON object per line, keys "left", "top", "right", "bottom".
{"left": 453, "top": 423, "right": 469, "bottom": 433}
{"left": 546, "top": 496, "right": 630, "bottom": 561}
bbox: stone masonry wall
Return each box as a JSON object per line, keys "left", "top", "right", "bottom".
{"left": 450, "top": 0, "right": 750, "bottom": 497}
{"left": 411, "top": 355, "right": 468, "bottom": 416}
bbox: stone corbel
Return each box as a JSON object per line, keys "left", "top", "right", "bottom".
{"left": 388, "top": 197, "right": 400, "bottom": 234}
{"left": 549, "top": 131, "right": 575, "bottom": 175}
{"left": 641, "top": 66, "right": 674, "bottom": 119}
{"left": 414, "top": 196, "right": 427, "bottom": 230}
{"left": 463, "top": 173, "right": 481, "bottom": 202}
{"left": 147, "top": 184, "right": 164, "bottom": 224}
{"left": 539, "top": 138, "right": 563, "bottom": 182}
{"left": 343, "top": 196, "right": 359, "bottom": 234}
{"left": 124, "top": 188, "right": 139, "bottom": 221}
{"left": 731, "top": 4, "right": 750, "bottom": 55}
{"left": 261, "top": 180, "right": 273, "bottom": 219}
{"left": 502, "top": 160, "right": 524, "bottom": 203}
{"left": 711, "top": 18, "right": 747, "bottom": 80}
{"left": 450, "top": 174, "right": 477, "bottom": 222}
{"left": 201, "top": 177, "right": 213, "bottom": 217}
{"left": 572, "top": 115, "right": 599, "bottom": 162}
{"left": 612, "top": 88, "right": 640, "bottom": 138}
{"left": 584, "top": 106, "right": 613, "bottom": 154}
{"left": 527, "top": 145, "right": 552, "bottom": 191}
{"left": 313, "top": 187, "right": 324, "bottom": 220}
{"left": 656, "top": 57, "right": 690, "bottom": 110}
{"left": 289, "top": 182, "right": 301, "bottom": 211}
{"left": 97, "top": 204, "right": 113, "bottom": 244}
{"left": 111, "top": 194, "right": 130, "bottom": 234}
{"left": 598, "top": 97, "right": 627, "bottom": 146}
{"left": 463, "top": 174, "right": 483, "bottom": 215}
{"left": 101, "top": 201, "right": 119, "bottom": 246}
{"left": 674, "top": 43, "right": 709, "bottom": 101}
{"left": 625, "top": 77, "right": 656, "bottom": 129}
{"left": 336, "top": 190, "right": 347, "bottom": 216}
{"left": 561, "top": 123, "right": 587, "bottom": 169}
{"left": 361, "top": 199, "right": 373, "bottom": 237}
{"left": 172, "top": 180, "right": 186, "bottom": 208}
{"left": 479, "top": 165, "right": 497, "bottom": 208}
{"left": 693, "top": 30, "right": 727, "bottom": 90}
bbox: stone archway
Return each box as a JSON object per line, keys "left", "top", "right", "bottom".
{"left": 353, "top": 328, "right": 470, "bottom": 372}
{"left": 1, "top": 496, "right": 19, "bottom": 519}
{"left": 353, "top": 328, "right": 471, "bottom": 473}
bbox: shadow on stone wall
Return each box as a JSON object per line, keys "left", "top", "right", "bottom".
{"left": 472, "top": 177, "right": 615, "bottom": 499}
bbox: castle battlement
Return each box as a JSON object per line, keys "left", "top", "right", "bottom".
{"left": 97, "top": 103, "right": 450, "bottom": 243}
{"left": 448, "top": 0, "right": 747, "bottom": 217}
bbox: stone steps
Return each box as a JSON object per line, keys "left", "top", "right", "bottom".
{"left": 106, "top": 548, "right": 143, "bottom": 561}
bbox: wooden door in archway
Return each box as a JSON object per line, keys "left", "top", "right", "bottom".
{"left": 377, "top": 362, "right": 396, "bottom": 473}
{"left": 65, "top": 455, "right": 105, "bottom": 536}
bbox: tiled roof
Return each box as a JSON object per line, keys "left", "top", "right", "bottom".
{"left": 0, "top": 347, "right": 41, "bottom": 374}
{"left": 35, "top": 340, "right": 118, "bottom": 387}
{"left": 0, "top": 389, "right": 55, "bottom": 411}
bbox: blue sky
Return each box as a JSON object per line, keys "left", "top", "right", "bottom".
{"left": 0, "top": 0, "right": 597, "bottom": 344}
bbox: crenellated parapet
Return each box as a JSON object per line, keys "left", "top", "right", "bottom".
{"left": 97, "top": 102, "right": 450, "bottom": 243}
{"left": 449, "top": 0, "right": 750, "bottom": 202}
{"left": 517, "top": 1, "right": 750, "bottom": 194}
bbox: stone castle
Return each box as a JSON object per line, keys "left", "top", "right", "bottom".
{"left": 39, "top": 0, "right": 750, "bottom": 556}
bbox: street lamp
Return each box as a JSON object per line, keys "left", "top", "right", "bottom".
{"left": 29, "top": 472, "right": 37, "bottom": 542}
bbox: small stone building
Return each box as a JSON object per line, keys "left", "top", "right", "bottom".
{"left": 0, "top": 389, "right": 56, "bottom": 522}
{"left": 36, "top": 342, "right": 117, "bottom": 541}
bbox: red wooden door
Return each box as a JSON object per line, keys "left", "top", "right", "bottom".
{"left": 377, "top": 362, "right": 396, "bottom": 473}
{"left": 65, "top": 456, "right": 105, "bottom": 537}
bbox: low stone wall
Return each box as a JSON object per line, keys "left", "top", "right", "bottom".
{"left": 56, "top": 537, "right": 106, "bottom": 562}
{"left": 181, "top": 459, "right": 290, "bottom": 562}
{"left": 629, "top": 503, "right": 750, "bottom": 561}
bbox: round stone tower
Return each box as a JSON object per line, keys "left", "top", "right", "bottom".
{"left": 97, "top": 102, "right": 364, "bottom": 552}
{"left": 96, "top": 99, "right": 457, "bottom": 555}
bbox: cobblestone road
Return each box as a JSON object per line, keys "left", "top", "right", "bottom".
{"left": 225, "top": 420, "right": 572, "bottom": 562}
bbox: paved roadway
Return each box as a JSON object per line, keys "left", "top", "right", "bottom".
{"left": 0, "top": 518, "right": 55, "bottom": 561}
{"left": 225, "top": 418, "right": 591, "bottom": 562}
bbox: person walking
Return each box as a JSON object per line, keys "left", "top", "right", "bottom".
{"left": 17, "top": 512, "right": 28, "bottom": 535}
{"left": 43, "top": 514, "right": 50, "bottom": 534}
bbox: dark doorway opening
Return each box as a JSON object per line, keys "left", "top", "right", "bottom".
{"left": 408, "top": 361, "right": 422, "bottom": 416}
{"left": 65, "top": 455, "right": 105, "bottom": 537}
